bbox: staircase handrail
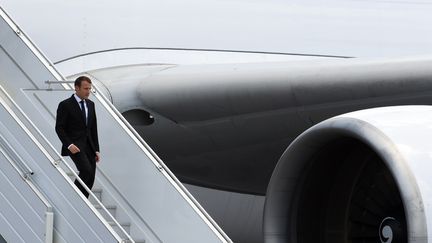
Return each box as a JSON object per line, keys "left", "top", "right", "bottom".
{"left": 0, "top": 85, "right": 134, "bottom": 243}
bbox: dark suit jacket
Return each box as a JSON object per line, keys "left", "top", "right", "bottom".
{"left": 55, "top": 95, "right": 99, "bottom": 156}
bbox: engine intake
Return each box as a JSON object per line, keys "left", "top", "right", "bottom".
{"left": 264, "top": 106, "right": 431, "bottom": 243}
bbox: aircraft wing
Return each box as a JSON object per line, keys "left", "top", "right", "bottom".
{"left": 73, "top": 56, "right": 432, "bottom": 195}
{"left": 126, "top": 57, "right": 432, "bottom": 242}
{"left": 4, "top": 0, "right": 432, "bottom": 241}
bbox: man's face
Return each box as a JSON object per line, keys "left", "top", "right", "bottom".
{"left": 75, "top": 81, "right": 92, "bottom": 99}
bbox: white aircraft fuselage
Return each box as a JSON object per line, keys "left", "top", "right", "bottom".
{"left": 3, "top": 1, "right": 432, "bottom": 242}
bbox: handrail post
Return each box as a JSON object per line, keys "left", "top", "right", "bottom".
{"left": 0, "top": 85, "right": 133, "bottom": 242}
{"left": 45, "top": 208, "right": 54, "bottom": 243}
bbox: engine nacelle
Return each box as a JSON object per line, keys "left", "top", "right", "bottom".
{"left": 264, "top": 106, "right": 432, "bottom": 243}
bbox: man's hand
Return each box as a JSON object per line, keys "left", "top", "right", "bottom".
{"left": 95, "top": 152, "right": 101, "bottom": 163}
{"left": 68, "top": 144, "right": 80, "bottom": 154}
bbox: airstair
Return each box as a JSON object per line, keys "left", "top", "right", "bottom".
{"left": 0, "top": 6, "right": 231, "bottom": 243}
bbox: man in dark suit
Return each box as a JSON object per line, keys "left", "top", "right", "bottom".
{"left": 55, "top": 76, "right": 100, "bottom": 198}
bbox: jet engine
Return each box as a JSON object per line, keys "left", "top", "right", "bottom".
{"left": 264, "top": 106, "right": 432, "bottom": 243}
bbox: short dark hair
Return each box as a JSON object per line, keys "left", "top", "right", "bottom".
{"left": 74, "top": 76, "right": 92, "bottom": 87}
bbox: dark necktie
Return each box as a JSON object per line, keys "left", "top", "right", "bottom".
{"left": 80, "top": 100, "right": 87, "bottom": 125}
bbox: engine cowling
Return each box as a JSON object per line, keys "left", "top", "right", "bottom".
{"left": 264, "top": 106, "right": 432, "bottom": 243}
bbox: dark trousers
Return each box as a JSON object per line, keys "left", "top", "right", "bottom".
{"left": 70, "top": 143, "right": 96, "bottom": 198}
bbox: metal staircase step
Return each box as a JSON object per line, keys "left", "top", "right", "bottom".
{"left": 91, "top": 188, "right": 103, "bottom": 201}
{"left": 108, "top": 221, "right": 131, "bottom": 235}
{"left": 94, "top": 204, "right": 117, "bottom": 218}
{"left": 66, "top": 171, "right": 78, "bottom": 180}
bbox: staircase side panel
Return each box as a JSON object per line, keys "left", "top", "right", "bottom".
{"left": 0, "top": 146, "right": 46, "bottom": 243}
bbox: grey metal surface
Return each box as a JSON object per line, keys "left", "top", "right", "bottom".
{"left": 4, "top": 0, "right": 432, "bottom": 63}
{"left": 0, "top": 9, "right": 126, "bottom": 242}
{"left": 88, "top": 56, "right": 432, "bottom": 196}
{"left": 0, "top": 89, "right": 120, "bottom": 243}
{"left": 0, "top": 103, "right": 54, "bottom": 242}
{"left": 185, "top": 183, "right": 265, "bottom": 243}
{"left": 1, "top": 5, "right": 230, "bottom": 243}
{"left": 0, "top": 83, "right": 131, "bottom": 241}
{"left": 0, "top": 135, "right": 50, "bottom": 243}
{"left": 26, "top": 88, "right": 228, "bottom": 243}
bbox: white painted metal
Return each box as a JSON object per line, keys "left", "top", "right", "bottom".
{"left": 0, "top": 113, "right": 54, "bottom": 243}
{"left": 4, "top": 0, "right": 432, "bottom": 64}
{"left": 93, "top": 83, "right": 232, "bottom": 242}
{"left": 1, "top": 5, "right": 231, "bottom": 243}
{"left": 0, "top": 7, "right": 131, "bottom": 243}
{"left": 0, "top": 6, "right": 63, "bottom": 81}
{"left": 25, "top": 87, "right": 230, "bottom": 243}
{"left": 45, "top": 209, "right": 54, "bottom": 243}
{"left": 0, "top": 161, "right": 44, "bottom": 242}
{"left": 0, "top": 140, "right": 53, "bottom": 243}
{"left": 0, "top": 90, "right": 121, "bottom": 242}
{"left": 4, "top": 1, "right": 432, "bottom": 243}
{"left": 1, "top": 132, "right": 55, "bottom": 243}
{"left": 0, "top": 85, "right": 133, "bottom": 242}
